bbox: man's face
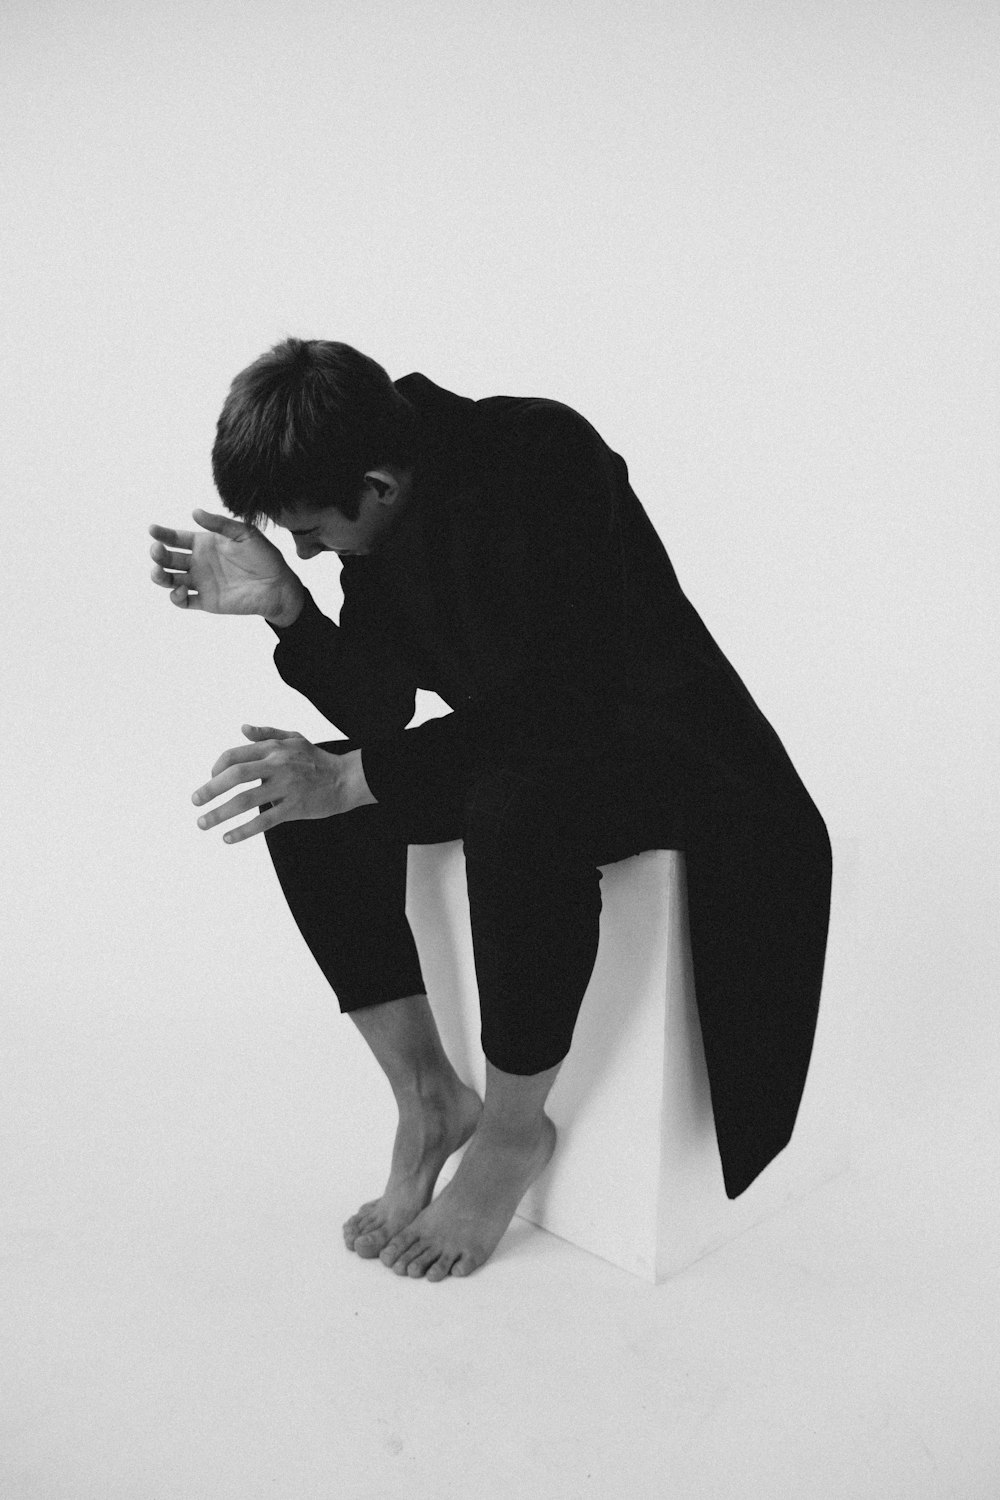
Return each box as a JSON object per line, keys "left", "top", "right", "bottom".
{"left": 276, "top": 472, "right": 409, "bottom": 561}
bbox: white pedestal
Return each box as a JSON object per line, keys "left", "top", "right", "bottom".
{"left": 406, "top": 844, "right": 848, "bottom": 1282}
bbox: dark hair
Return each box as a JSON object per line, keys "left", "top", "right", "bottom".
{"left": 211, "top": 338, "right": 417, "bottom": 524}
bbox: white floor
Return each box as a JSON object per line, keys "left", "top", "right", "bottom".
{"left": 3, "top": 996, "right": 997, "bottom": 1500}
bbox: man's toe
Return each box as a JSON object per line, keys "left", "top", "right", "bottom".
{"left": 392, "top": 1238, "right": 427, "bottom": 1274}
{"left": 407, "top": 1245, "right": 440, "bottom": 1277}
{"left": 355, "top": 1228, "right": 389, "bottom": 1258}
{"left": 380, "top": 1229, "right": 416, "bottom": 1267}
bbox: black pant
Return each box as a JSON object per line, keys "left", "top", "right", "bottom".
{"left": 263, "top": 739, "right": 688, "bottom": 1075}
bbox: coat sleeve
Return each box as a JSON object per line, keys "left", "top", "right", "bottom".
{"left": 266, "top": 570, "right": 417, "bottom": 740}
{"left": 360, "top": 402, "right": 637, "bottom": 813}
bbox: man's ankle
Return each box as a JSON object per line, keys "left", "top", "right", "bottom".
{"left": 391, "top": 1063, "right": 464, "bottom": 1106}
{"left": 476, "top": 1109, "right": 550, "bottom": 1145}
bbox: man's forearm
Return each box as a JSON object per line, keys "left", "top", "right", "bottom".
{"left": 265, "top": 574, "right": 306, "bottom": 628}
{"left": 267, "top": 584, "right": 418, "bottom": 740}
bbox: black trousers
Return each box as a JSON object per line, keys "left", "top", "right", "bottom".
{"left": 263, "top": 739, "right": 688, "bottom": 1076}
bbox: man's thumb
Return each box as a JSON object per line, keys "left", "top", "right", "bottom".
{"left": 192, "top": 508, "right": 255, "bottom": 540}
{"left": 242, "top": 724, "right": 294, "bottom": 739}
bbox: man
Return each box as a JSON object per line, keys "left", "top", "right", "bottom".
{"left": 149, "top": 338, "right": 832, "bottom": 1282}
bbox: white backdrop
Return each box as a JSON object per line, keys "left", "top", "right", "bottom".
{"left": 3, "top": 0, "right": 997, "bottom": 1186}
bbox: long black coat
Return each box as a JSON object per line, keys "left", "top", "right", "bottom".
{"left": 269, "top": 374, "right": 833, "bottom": 1198}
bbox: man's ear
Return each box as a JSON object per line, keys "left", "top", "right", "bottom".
{"left": 363, "top": 470, "right": 396, "bottom": 504}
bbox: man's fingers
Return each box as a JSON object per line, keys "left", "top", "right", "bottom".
{"left": 148, "top": 531, "right": 199, "bottom": 606}
{"left": 151, "top": 564, "right": 194, "bottom": 589}
{"left": 206, "top": 743, "right": 272, "bottom": 779}
{"left": 170, "top": 585, "right": 201, "bottom": 609}
{"left": 149, "top": 523, "right": 195, "bottom": 550}
{"left": 194, "top": 753, "right": 267, "bottom": 803}
{"left": 150, "top": 542, "right": 192, "bottom": 570}
{"left": 195, "top": 785, "right": 269, "bottom": 831}
{"left": 149, "top": 530, "right": 195, "bottom": 604}
{"left": 219, "top": 806, "right": 282, "bottom": 844}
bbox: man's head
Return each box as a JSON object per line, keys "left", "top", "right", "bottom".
{"left": 211, "top": 338, "right": 417, "bottom": 543}
{"left": 273, "top": 470, "right": 413, "bottom": 561}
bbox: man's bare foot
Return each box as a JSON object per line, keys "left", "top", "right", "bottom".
{"left": 343, "top": 1081, "right": 482, "bottom": 1258}
{"left": 378, "top": 1115, "right": 557, "bottom": 1280}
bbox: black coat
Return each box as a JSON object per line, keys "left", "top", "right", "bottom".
{"left": 269, "top": 373, "right": 833, "bottom": 1198}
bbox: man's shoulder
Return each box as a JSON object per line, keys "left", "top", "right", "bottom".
{"left": 475, "top": 393, "right": 607, "bottom": 471}
{"left": 397, "top": 372, "right": 598, "bottom": 441}
{"left": 476, "top": 390, "right": 593, "bottom": 431}
{"left": 396, "top": 372, "right": 614, "bottom": 487}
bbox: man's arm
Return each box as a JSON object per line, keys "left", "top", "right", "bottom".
{"left": 267, "top": 568, "right": 418, "bottom": 740}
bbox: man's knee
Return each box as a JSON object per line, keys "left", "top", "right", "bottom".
{"left": 462, "top": 770, "right": 599, "bottom": 886}
{"left": 463, "top": 770, "right": 544, "bottom": 863}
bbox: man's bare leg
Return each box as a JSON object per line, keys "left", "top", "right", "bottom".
{"left": 378, "top": 1056, "right": 561, "bottom": 1280}
{"left": 342, "top": 994, "right": 483, "bottom": 1258}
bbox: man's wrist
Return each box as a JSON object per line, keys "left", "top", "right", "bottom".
{"left": 343, "top": 748, "right": 378, "bottom": 809}
{"left": 325, "top": 747, "right": 377, "bottom": 812}
{"left": 265, "top": 576, "right": 305, "bottom": 628}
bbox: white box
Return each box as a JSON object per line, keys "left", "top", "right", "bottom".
{"left": 406, "top": 844, "right": 848, "bottom": 1282}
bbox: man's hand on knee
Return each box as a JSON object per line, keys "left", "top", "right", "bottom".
{"left": 191, "top": 725, "right": 376, "bottom": 844}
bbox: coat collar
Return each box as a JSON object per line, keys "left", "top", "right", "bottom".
{"left": 394, "top": 372, "right": 485, "bottom": 489}
{"left": 357, "top": 373, "right": 482, "bottom": 568}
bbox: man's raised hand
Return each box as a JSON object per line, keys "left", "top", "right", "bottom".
{"left": 148, "top": 509, "right": 302, "bottom": 618}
